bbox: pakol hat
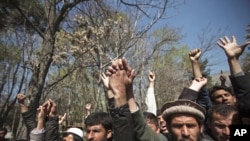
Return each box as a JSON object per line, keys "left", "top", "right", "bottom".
{"left": 161, "top": 99, "right": 206, "bottom": 122}
{"left": 61, "top": 127, "right": 83, "bottom": 140}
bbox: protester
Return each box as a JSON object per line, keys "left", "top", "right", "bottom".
{"left": 161, "top": 99, "right": 208, "bottom": 141}
{"left": 61, "top": 127, "right": 84, "bottom": 141}
{"left": 206, "top": 104, "right": 240, "bottom": 141}
{"left": 84, "top": 112, "right": 112, "bottom": 141}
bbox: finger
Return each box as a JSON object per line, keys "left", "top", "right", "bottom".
{"left": 100, "top": 73, "right": 105, "bottom": 79}
{"left": 49, "top": 99, "right": 56, "bottom": 106}
{"left": 232, "top": 35, "right": 236, "bottom": 43}
{"left": 216, "top": 41, "right": 224, "bottom": 48}
{"left": 218, "top": 37, "right": 226, "bottom": 44}
{"left": 106, "top": 70, "right": 112, "bottom": 76}
{"left": 118, "top": 59, "right": 124, "bottom": 70}
{"left": 40, "top": 106, "right": 44, "bottom": 113}
{"left": 63, "top": 113, "right": 67, "bottom": 118}
{"left": 107, "top": 66, "right": 116, "bottom": 74}
{"left": 242, "top": 41, "right": 250, "bottom": 48}
{"left": 129, "top": 69, "right": 136, "bottom": 80}
{"left": 111, "top": 60, "right": 119, "bottom": 70}
{"left": 122, "top": 58, "right": 132, "bottom": 73}
{"left": 224, "top": 36, "right": 230, "bottom": 43}
{"left": 102, "top": 72, "right": 106, "bottom": 78}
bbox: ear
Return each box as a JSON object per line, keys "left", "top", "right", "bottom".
{"left": 106, "top": 129, "right": 112, "bottom": 139}
{"left": 233, "top": 96, "right": 237, "bottom": 103}
{"left": 200, "top": 124, "right": 204, "bottom": 133}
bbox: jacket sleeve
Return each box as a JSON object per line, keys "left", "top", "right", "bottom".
{"left": 178, "top": 87, "right": 198, "bottom": 101}
{"left": 178, "top": 87, "right": 211, "bottom": 111}
{"left": 131, "top": 108, "right": 160, "bottom": 141}
{"left": 22, "top": 110, "right": 37, "bottom": 133}
{"left": 145, "top": 87, "right": 157, "bottom": 115}
{"left": 29, "top": 128, "right": 45, "bottom": 141}
{"left": 45, "top": 116, "right": 60, "bottom": 141}
{"left": 230, "top": 74, "right": 250, "bottom": 117}
{"left": 196, "top": 87, "right": 212, "bottom": 111}
{"left": 109, "top": 103, "right": 135, "bottom": 141}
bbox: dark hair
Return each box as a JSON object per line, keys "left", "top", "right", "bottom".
{"left": 207, "top": 104, "right": 238, "bottom": 123}
{"left": 209, "top": 85, "right": 234, "bottom": 103}
{"left": 61, "top": 133, "right": 83, "bottom": 141}
{"left": 84, "top": 112, "right": 112, "bottom": 131}
{"left": 156, "top": 109, "right": 162, "bottom": 116}
{"left": 143, "top": 112, "right": 159, "bottom": 127}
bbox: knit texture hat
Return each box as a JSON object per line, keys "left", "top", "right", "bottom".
{"left": 161, "top": 99, "right": 206, "bottom": 122}
{"left": 61, "top": 127, "right": 83, "bottom": 140}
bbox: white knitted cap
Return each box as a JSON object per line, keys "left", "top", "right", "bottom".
{"left": 62, "top": 127, "right": 83, "bottom": 139}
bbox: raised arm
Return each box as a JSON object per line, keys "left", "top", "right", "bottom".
{"left": 44, "top": 99, "right": 60, "bottom": 141}
{"left": 29, "top": 105, "right": 46, "bottom": 141}
{"left": 189, "top": 48, "right": 202, "bottom": 78}
{"left": 219, "top": 70, "right": 227, "bottom": 87}
{"left": 108, "top": 58, "right": 162, "bottom": 141}
{"left": 17, "top": 94, "right": 36, "bottom": 132}
{"left": 217, "top": 35, "right": 250, "bottom": 75}
{"left": 101, "top": 73, "right": 114, "bottom": 99}
{"left": 217, "top": 35, "right": 250, "bottom": 117}
{"left": 106, "top": 59, "right": 135, "bottom": 141}
{"left": 145, "top": 71, "right": 157, "bottom": 115}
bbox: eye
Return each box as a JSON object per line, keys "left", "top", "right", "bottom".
{"left": 172, "top": 124, "right": 183, "bottom": 129}
{"left": 186, "top": 124, "right": 197, "bottom": 128}
{"left": 215, "top": 124, "right": 226, "bottom": 129}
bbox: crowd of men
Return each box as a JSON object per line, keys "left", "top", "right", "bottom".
{"left": 1, "top": 35, "right": 250, "bottom": 141}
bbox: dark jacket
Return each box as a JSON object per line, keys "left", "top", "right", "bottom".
{"left": 230, "top": 74, "right": 250, "bottom": 117}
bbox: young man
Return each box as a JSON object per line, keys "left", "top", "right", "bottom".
{"left": 161, "top": 99, "right": 208, "bottom": 141}
{"left": 157, "top": 109, "right": 169, "bottom": 135}
{"left": 84, "top": 112, "right": 112, "bottom": 141}
{"left": 209, "top": 85, "right": 236, "bottom": 106}
{"left": 206, "top": 104, "right": 240, "bottom": 141}
{"left": 143, "top": 112, "right": 167, "bottom": 141}
{"left": 61, "top": 127, "right": 84, "bottom": 141}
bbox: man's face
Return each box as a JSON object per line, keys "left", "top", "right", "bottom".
{"left": 209, "top": 111, "right": 240, "bottom": 141}
{"left": 157, "top": 115, "right": 168, "bottom": 133}
{"left": 169, "top": 114, "right": 201, "bottom": 141}
{"left": 213, "top": 89, "right": 236, "bottom": 105}
{"left": 86, "top": 124, "right": 111, "bottom": 141}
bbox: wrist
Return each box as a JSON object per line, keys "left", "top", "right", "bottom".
{"left": 149, "top": 82, "right": 154, "bottom": 88}
{"left": 128, "top": 98, "right": 138, "bottom": 113}
{"left": 189, "top": 84, "right": 201, "bottom": 92}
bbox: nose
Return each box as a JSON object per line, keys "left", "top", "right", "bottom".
{"left": 87, "top": 131, "right": 94, "bottom": 140}
{"left": 181, "top": 126, "right": 190, "bottom": 137}
{"left": 222, "top": 95, "right": 229, "bottom": 101}
{"left": 222, "top": 127, "right": 230, "bottom": 136}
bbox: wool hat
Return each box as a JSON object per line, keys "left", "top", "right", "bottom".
{"left": 161, "top": 99, "right": 206, "bottom": 122}
{"left": 61, "top": 127, "right": 83, "bottom": 140}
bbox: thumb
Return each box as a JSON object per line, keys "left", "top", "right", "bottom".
{"left": 242, "top": 41, "right": 250, "bottom": 48}
{"left": 129, "top": 69, "right": 136, "bottom": 81}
